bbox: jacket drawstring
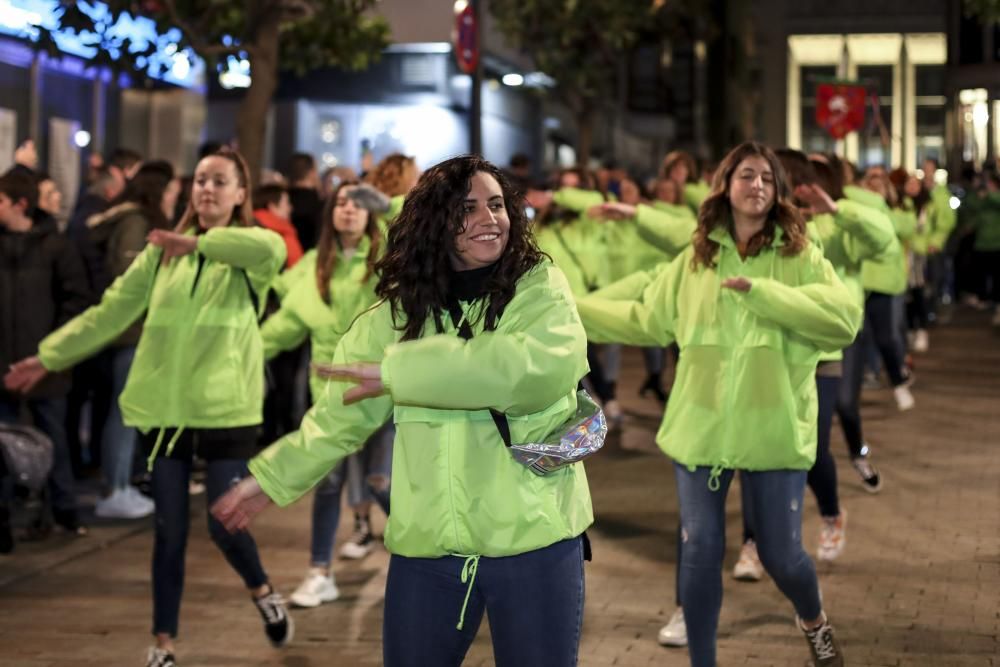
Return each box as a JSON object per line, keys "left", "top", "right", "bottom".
{"left": 146, "top": 426, "right": 186, "bottom": 471}
{"left": 707, "top": 464, "right": 725, "bottom": 491}
{"left": 454, "top": 554, "right": 480, "bottom": 630}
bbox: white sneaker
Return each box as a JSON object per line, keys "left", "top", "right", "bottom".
{"left": 912, "top": 329, "right": 929, "bottom": 353}
{"left": 817, "top": 509, "right": 848, "bottom": 562}
{"left": 733, "top": 540, "right": 763, "bottom": 581}
{"left": 339, "top": 517, "right": 375, "bottom": 560}
{"left": 657, "top": 607, "right": 687, "bottom": 647}
{"left": 289, "top": 569, "right": 339, "bottom": 608}
{"left": 95, "top": 488, "right": 155, "bottom": 519}
{"left": 893, "top": 385, "right": 915, "bottom": 411}
{"left": 603, "top": 399, "right": 624, "bottom": 422}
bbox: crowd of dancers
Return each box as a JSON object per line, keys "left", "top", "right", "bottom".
{"left": 1, "top": 132, "right": 998, "bottom": 667}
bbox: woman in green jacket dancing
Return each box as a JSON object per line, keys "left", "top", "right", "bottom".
{"left": 5, "top": 149, "right": 291, "bottom": 667}
{"left": 575, "top": 142, "right": 859, "bottom": 667}
{"left": 213, "top": 155, "right": 593, "bottom": 667}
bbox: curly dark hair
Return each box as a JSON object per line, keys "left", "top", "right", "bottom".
{"left": 375, "top": 155, "right": 545, "bottom": 341}
{"left": 316, "top": 181, "right": 382, "bottom": 305}
{"left": 691, "top": 141, "right": 808, "bottom": 270}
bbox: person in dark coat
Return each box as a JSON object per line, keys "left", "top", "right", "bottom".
{"left": 0, "top": 169, "right": 91, "bottom": 545}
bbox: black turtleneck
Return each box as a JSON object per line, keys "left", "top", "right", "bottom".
{"left": 448, "top": 262, "right": 498, "bottom": 303}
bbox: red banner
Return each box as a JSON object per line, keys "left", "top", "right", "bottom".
{"left": 815, "top": 83, "right": 867, "bottom": 139}
{"left": 453, "top": 4, "right": 478, "bottom": 75}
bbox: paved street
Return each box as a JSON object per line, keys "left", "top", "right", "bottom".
{"left": 1, "top": 307, "right": 997, "bottom": 667}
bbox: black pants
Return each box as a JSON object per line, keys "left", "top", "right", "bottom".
{"left": 865, "top": 292, "right": 906, "bottom": 387}
{"left": 975, "top": 249, "right": 1000, "bottom": 303}
{"left": 837, "top": 332, "right": 866, "bottom": 458}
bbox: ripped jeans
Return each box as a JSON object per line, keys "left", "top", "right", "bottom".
{"left": 674, "top": 464, "right": 823, "bottom": 667}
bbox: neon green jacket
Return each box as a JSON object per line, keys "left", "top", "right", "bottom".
{"left": 249, "top": 262, "right": 593, "bottom": 558}
{"left": 971, "top": 192, "right": 1000, "bottom": 251}
{"left": 684, "top": 181, "right": 711, "bottom": 214}
{"left": 576, "top": 230, "right": 859, "bottom": 473}
{"left": 39, "top": 226, "right": 286, "bottom": 430}
{"left": 843, "top": 186, "right": 907, "bottom": 295}
{"left": 261, "top": 237, "right": 380, "bottom": 399}
{"left": 273, "top": 248, "right": 316, "bottom": 300}
{"left": 926, "top": 184, "right": 956, "bottom": 251}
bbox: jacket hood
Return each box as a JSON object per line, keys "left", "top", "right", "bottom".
{"left": 86, "top": 202, "right": 140, "bottom": 229}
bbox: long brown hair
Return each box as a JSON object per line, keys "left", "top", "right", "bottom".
{"left": 175, "top": 148, "right": 254, "bottom": 232}
{"left": 660, "top": 150, "right": 698, "bottom": 184}
{"left": 375, "top": 155, "right": 544, "bottom": 342}
{"left": 691, "top": 141, "right": 808, "bottom": 270}
{"left": 316, "top": 182, "right": 383, "bottom": 305}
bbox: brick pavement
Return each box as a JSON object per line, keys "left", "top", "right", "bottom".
{"left": 0, "top": 307, "right": 997, "bottom": 666}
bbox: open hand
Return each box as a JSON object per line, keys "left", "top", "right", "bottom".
{"left": 794, "top": 184, "right": 838, "bottom": 216}
{"left": 147, "top": 230, "right": 198, "bottom": 265}
{"left": 721, "top": 277, "right": 752, "bottom": 292}
{"left": 15, "top": 140, "right": 38, "bottom": 170}
{"left": 591, "top": 202, "right": 637, "bottom": 222}
{"left": 311, "top": 362, "right": 384, "bottom": 404}
{"left": 4, "top": 356, "right": 47, "bottom": 394}
{"left": 210, "top": 476, "right": 272, "bottom": 533}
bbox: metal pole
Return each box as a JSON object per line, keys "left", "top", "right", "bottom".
{"left": 469, "top": 0, "right": 482, "bottom": 156}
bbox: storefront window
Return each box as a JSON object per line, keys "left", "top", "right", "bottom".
{"left": 857, "top": 64, "right": 893, "bottom": 169}
{"left": 914, "top": 64, "right": 945, "bottom": 166}
{"left": 959, "top": 88, "right": 989, "bottom": 167}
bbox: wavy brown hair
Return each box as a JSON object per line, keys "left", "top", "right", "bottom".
{"left": 660, "top": 150, "right": 698, "bottom": 184}
{"left": 691, "top": 141, "right": 808, "bottom": 270}
{"left": 315, "top": 181, "right": 382, "bottom": 305}
{"left": 375, "top": 155, "right": 545, "bottom": 341}
{"left": 367, "top": 153, "right": 417, "bottom": 197}
{"left": 176, "top": 148, "right": 254, "bottom": 232}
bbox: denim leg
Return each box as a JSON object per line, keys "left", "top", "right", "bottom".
{"left": 150, "top": 457, "right": 191, "bottom": 637}
{"left": 741, "top": 469, "right": 823, "bottom": 622}
{"left": 674, "top": 463, "right": 734, "bottom": 667}
{"left": 101, "top": 346, "right": 138, "bottom": 490}
{"left": 484, "top": 538, "right": 585, "bottom": 667}
{"left": 310, "top": 461, "right": 347, "bottom": 567}
{"left": 603, "top": 344, "right": 622, "bottom": 382}
{"left": 28, "top": 398, "right": 77, "bottom": 512}
{"left": 836, "top": 333, "right": 866, "bottom": 458}
{"left": 643, "top": 347, "right": 665, "bottom": 375}
{"left": 383, "top": 554, "right": 485, "bottom": 667}
{"left": 345, "top": 452, "right": 371, "bottom": 507}
{"left": 204, "top": 459, "right": 268, "bottom": 590}
{"left": 808, "top": 376, "right": 841, "bottom": 518}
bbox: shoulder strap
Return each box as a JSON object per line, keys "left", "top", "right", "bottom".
{"left": 446, "top": 301, "right": 512, "bottom": 448}
{"left": 241, "top": 268, "right": 263, "bottom": 322}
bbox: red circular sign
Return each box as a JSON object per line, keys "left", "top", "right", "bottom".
{"left": 454, "top": 5, "right": 478, "bottom": 74}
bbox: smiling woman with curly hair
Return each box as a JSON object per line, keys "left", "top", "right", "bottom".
{"left": 214, "top": 155, "right": 594, "bottom": 667}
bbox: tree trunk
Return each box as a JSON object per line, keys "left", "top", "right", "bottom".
{"left": 236, "top": 20, "right": 280, "bottom": 186}
{"left": 576, "top": 108, "right": 594, "bottom": 169}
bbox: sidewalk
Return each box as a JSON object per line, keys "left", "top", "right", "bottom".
{"left": 0, "top": 307, "right": 997, "bottom": 666}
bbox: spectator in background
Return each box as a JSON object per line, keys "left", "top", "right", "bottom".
{"left": 0, "top": 169, "right": 91, "bottom": 544}
{"left": 287, "top": 153, "right": 323, "bottom": 251}
{"left": 254, "top": 184, "right": 303, "bottom": 269}
{"left": 506, "top": 152, "right": 532, "bottom": 192}
{"left": 35, "top": 172, "right": 64, "bottom": 222}
{"left": 84, "top": 161, "right": 180, "bottom": 520}
{"left": 366, "top": 153, "right": 419, "bottom": 224}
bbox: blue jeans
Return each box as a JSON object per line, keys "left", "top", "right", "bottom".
{"left": 383, "top": 537, "right": 585, "bottom": 667}
{"left": 310, "top": 422, "right": 393, "bottom": 566}
{"left": 836, "top": 332, "right": 866, "bottom": 457}
{"left": 0, "top": 397, "right": 77, "bottom": 512}
{"left": 102, "top": 346, "right": 138, "bottom": 490}
{"left": 151, "top": 456, "right": 268, "bottom": 637}
{"left": 675, "top": 464, "right": 822, "bottom": 667}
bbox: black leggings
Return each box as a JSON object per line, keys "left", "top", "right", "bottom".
{"left": 865, "top": 292, "right": 906, "bottom": 387}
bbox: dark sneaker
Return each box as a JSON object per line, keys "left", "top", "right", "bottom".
{"left": 0, "top": 507, "right": 13, "bottom": 554}
{"left": 145, "top": 647, "right": 176, "bottom": 667}
{"left": 850, "top": 454, "right": 882, "bottom": 493}
{"left": 253, "top": 587, "right": 293, "bottom": 647}
{"left": 53, "top": 508, "right": 89, "bottom": 536}
{"left": 799, "top": 616, "right": 844, "bottom": 666}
